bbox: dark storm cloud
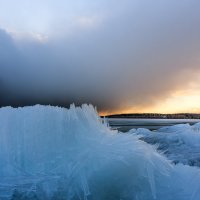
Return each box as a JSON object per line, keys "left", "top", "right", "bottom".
{"left": 0, "top": 0, "right": 200, "bottom": 113}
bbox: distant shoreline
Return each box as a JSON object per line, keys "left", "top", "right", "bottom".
{"left": 102, "top": 113, "right": 200, "bottom": 119}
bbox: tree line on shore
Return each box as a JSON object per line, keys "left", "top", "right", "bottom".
{"left": 104, "top": 113, "right": 200, "bottom": 119}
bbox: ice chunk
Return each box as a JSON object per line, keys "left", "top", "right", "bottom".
{"left": 0, "top": 105, "right": 199, "bottom": 200}
{"left": 136, "top": 122, "right": 200, "bottom": 167}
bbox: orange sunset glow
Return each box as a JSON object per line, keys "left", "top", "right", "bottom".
{"left": 100, "top": 80, "right": 200, "bottom": 115}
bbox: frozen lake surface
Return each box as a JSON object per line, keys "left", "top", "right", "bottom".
{"left": 108, "top": 118, "right": 200, "bottom": 132}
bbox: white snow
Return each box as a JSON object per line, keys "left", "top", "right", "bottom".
{"left": 0, "top": 104, "right": 200, "bottom": 200}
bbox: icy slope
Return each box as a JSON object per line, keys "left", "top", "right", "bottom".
{"left": 0, "top": 105, "right": 200, "bottom": 200}
{"left": 132, "top": 123, "right": 200, "bottom": 167}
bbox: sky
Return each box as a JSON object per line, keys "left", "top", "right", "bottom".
{"left": 0, "top": 0, "right": 200, "bottom": 114}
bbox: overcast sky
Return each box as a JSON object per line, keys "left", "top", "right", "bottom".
{"left": 0, "top": 0, "right": 200, "bottom": 114}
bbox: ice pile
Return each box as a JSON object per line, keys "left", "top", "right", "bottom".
{"left": 0, "top": 105, "right": 200, "bottom": 200}
{"left": 132, "top": 123, "right": 200, "bottom": 167}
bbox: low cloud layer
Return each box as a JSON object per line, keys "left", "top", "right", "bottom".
{"left": 0, "top": 0, "right": 200, "bottom": 113}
